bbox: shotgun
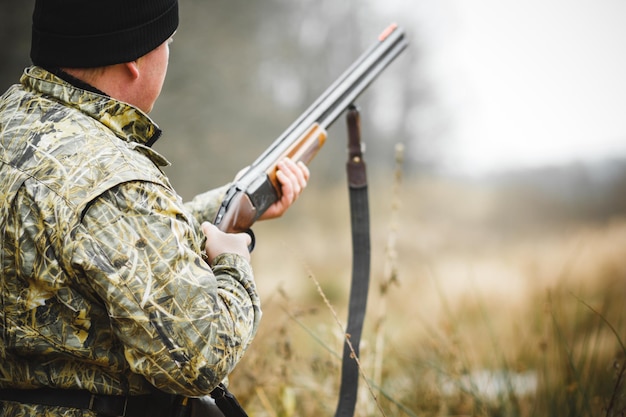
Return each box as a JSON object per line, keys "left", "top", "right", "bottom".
{"left": 213, "top": 23, "right": 408, "bottom": 233}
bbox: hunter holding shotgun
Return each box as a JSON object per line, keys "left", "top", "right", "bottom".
{"left": 0, "top": 1, "right": 309, "bottom": 416}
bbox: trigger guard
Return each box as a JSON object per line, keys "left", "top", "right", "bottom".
{"left": 245, "top": 229, "right": 256, "bottom": 252}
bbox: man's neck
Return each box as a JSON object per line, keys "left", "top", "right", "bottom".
{"left": 44, "top": 66, "right": 108, "bottom": 96}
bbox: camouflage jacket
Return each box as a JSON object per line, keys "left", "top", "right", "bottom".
{"left": 0, "top": 66, "right": 261, "bottom": 415}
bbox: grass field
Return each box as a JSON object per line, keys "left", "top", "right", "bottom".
{"left": 226, "top": 164, "right": 626, "bottom": 416}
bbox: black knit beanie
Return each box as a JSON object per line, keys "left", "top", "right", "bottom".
{"left": 31, "top": 0, "right": 179, "bottom": 68}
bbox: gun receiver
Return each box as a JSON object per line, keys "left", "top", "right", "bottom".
{"left": 214, "top": 23, "right": 408, "bottom": 233}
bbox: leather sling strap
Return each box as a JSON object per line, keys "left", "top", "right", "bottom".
{"left": 334, "top": 105, "right": 372, "bottom": 417}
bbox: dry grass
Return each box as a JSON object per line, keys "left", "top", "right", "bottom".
{"left": 226, "top": 164, "right": 626, "bottom": 416}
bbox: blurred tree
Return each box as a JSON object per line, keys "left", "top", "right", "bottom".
{"left": 1, "top": 0, "right": 432, "bottom": 201}
{"left": 154, "top": 0, "right": 430, "bottom": 199}
{"left": 0, "top": 0, "right": 35, "bottom": 90}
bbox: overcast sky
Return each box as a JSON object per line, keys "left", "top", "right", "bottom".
{"left": 404, "top": 0, "right": 626, "bottom": 174}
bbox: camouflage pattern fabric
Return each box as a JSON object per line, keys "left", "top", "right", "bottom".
{"left": 0, "top": 67, "right": 261, "bottom": 416}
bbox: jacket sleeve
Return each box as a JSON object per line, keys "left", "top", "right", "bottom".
{"left": 183, "top": 184, "right": 229, "bottom": 225}
{"left": 69, "top": 180, "right": 261, "bottom": 396}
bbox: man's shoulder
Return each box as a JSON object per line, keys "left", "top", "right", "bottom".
{"left": 2, "top": 94, "right": 167, "bottom": 203}
{"left": 1, "top": 68, "right": 171, "bottom": 212}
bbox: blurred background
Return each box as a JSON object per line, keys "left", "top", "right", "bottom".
{"left": 2, "top": 0, "right": 626, "bottom": 415}
{"left": 4, "top": 0, "right": 626, "bottom": 196}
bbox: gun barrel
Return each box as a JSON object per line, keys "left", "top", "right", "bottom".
{"left": 246, "top": 23, "right": 407, "bottom": 177}
{"left": 214, "top": 24, "right": 408, "bottom": 231}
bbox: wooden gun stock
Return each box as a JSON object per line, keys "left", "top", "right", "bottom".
{"left": 265, "top": 123, "right": 327, "bottom": 196}
{"left": 213, "top": 23, "right": 408, "bottom": 233}
{"left": 215, "top": 124, "right": 326, "bottom": 233}
{"left": 214, "top": 124, "right": 326, "bottom": 233}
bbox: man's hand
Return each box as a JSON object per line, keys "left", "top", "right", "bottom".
{"left": 201, "top": 222, "right": 252, "bottom": 263}
{"left": 259, "top": 157, "right": 310, "bottom": 220}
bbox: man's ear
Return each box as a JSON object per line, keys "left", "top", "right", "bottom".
{"left": 124, "top": 61, "right": 140, "bottom": 80}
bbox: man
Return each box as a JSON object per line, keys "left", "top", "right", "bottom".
{"left": 0, "top": 0, "right": 309, "bottom": 416}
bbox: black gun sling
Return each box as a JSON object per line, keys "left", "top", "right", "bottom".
{"left": 333, "top": 105, "right": 371, "bottom": 417}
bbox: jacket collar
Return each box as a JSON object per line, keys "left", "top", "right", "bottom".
{"left": 20, "top": 66, "right": 162, "bottom": 147}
